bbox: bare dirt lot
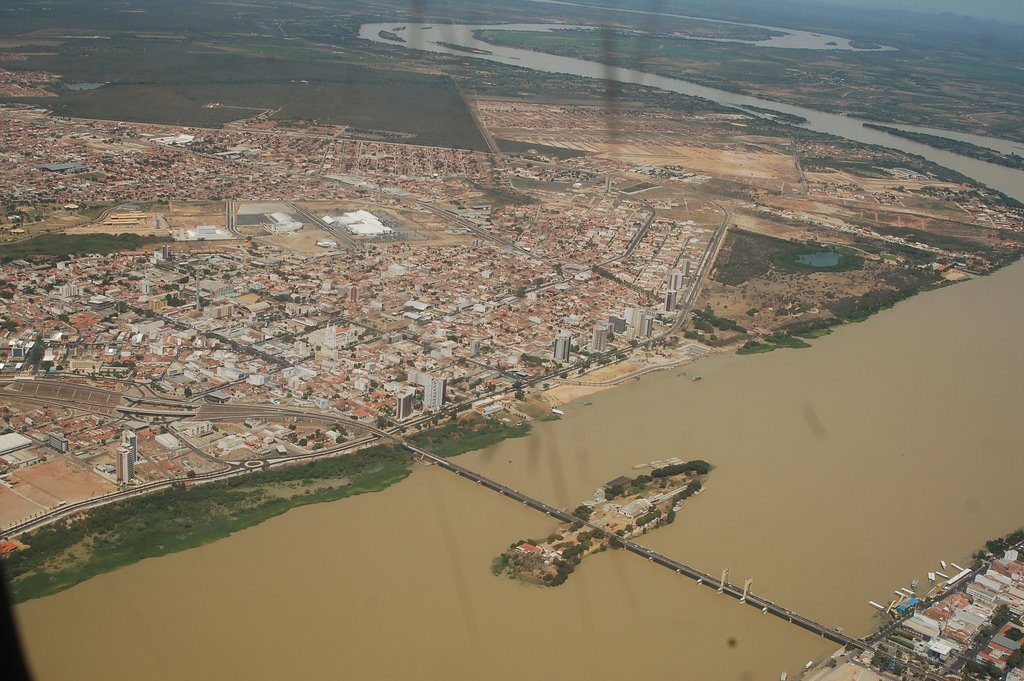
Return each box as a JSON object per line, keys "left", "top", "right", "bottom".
{"left": 0, "top": 457, "right": 116, "bottom": 526}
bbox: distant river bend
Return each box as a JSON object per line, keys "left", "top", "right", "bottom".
{"left": 360, "top": 21, "right": 1024, "bottom": 201}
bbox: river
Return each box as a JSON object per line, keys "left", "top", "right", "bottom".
{"left": 528, "top": 0, "right": 899, "bottom": 51}
{"left": 14, "top": 240, "right": 1024, "bottom": 680}
{"left": 360, "top": 22, "right": 1024, "bottom": 199}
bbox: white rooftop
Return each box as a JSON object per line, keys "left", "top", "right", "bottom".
{"left": 152, "top": 134, "right": 195, "bottom": 145}
{"left": 329, "top": 210, "right": 392, "bottom": 236}
{"left": 0, "top": 432, "right": 33, "bottom": 455}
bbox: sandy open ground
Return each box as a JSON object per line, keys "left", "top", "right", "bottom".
{"left": 260, "top": 224, "right": 335, "bottom": 253}
{"left": 501, "top": 133, "right": 800, "bottom": 189}
{"left": 808, "top": 662, "right": 883, "bottom": 681}
{"left": 0, "top": 458, "right": 116, "bottom": 526}
{"left": 0, "top": 487, "right": 44, "bottom": 527}
{"left": 541, "top": 383, "right": 612, "bottom": 408}
{"left": 541, "top": 361, "right": 642, "bottom": 407}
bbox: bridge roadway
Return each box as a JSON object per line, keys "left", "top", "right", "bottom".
{"left": 399, "top": 441, "right": 867, "bottom": 652}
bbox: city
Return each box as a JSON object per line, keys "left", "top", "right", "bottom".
{"left": 2, "top": 1, "right": 1024, "bottom": 680}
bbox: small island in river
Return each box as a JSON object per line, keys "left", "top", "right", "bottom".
{"left": 434, "top": 40, "right": 493, "bottom": 55}
{"left": 493, "top": 459, "right": 710, "bottom": 586}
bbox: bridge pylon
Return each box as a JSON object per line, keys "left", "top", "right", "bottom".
{"left": 740, "top": 577, "right": 753, "bottom": 604}
{"left": 718, "top": 567, "right": 730, "bottom": 593}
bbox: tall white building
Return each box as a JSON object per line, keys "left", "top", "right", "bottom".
{"left": 59, "top": 283, "right": 80, "bottom": 299}
{"left": 591, "top": 322, "right": 610, "bottom": 352}
{"left": 639, "top": 309, "right": 655, "bottom": 338}
{"left": 668, "top": 270, "right": 685, "bottom": 290}
{"left": 117, "top": 430, "right": 137, "bottom": 483}
{"left": 122, "top": 430, "right": 138, "bottom": 459}
{"left": 423, "top": 376, "right": 446, "bottom": 410}
{"left": 626, "top": 306, "right": 645, "bottom": 329}
{"left": 553, "top": 330, "right": 572, "bottom": 362}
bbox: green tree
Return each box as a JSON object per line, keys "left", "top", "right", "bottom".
{"left": 572, "top": 505, "right": 592, "bottom": 521}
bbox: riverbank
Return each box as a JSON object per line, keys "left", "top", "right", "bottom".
{"left": 1, "top": 417, "right": 533, "bottom": 603}
{"left": 863, "top": 123, "right": 1024, "bottom": 174}
{"left": 14, "top": 259, "right": 1024, "bottom": 681}
{"left": 3, "top": 445, "right": 412, "bottom": 603}
{"left": 407, "top": 415, "right": 531, "bottom": 458}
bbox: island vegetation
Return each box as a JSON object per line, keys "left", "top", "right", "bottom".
{"left": 863, "top": 124, "right": 1024, "bottom": 171}
{"left": 434, "top": 41, "right": 492, "bottom": 55}
{"left": 493, "top": 460, "right": 710, "bottom": 586}
{"left": 1, "top": 233, "right": 166, "bottom": 262}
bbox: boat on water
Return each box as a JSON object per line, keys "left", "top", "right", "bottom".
{"left": 911, "top": 577, "right": 920, "bottom": 589}
{"left": 781, "top": 672, "right": 788, "bottom": 681}
{"left": 805, "top": 661, "right": 814, "bottom": 670}
{"left": 691, "top": 376, "right": 702, "bottom": 381}
{"left": 550, "top": 408, "right": 565, "bottom": 416}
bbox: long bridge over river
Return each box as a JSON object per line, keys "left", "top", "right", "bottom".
{"left": 400, "top": 442, "right": 865, "bottom": 650}
{"left": 2, "top": 378, "right": 950, "bottom": 678}
{"left": 402, "top": 442, "right": 954, "bottom": 681}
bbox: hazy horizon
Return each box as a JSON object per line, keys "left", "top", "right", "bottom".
{"left": 791, "top": 0, "right": 1024, "bottom": 24}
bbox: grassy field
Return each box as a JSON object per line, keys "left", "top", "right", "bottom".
{"left": 0, "top": 233, "right": 166, "bottom": 261}
{"left": 713, "top": 230, "right": 860, "bottom": 285}
{"left": 409, "top": 416, "right": 532, "bottom": 458}
{"left": 737, "top": 334, "right": 811, "bottom": 355}
{"left": 710, "top": 228, "right": 947, "bottom": 347}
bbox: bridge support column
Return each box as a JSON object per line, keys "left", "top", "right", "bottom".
{"left": 741, "top": 578, "right": 753, "bottom": 604}
{"left": 719, "top": 567, "right": 730, "bottom": 593}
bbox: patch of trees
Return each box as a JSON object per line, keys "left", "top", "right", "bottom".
{"left": 672, "top": 480, "right": 703, "bottom": 505}
{"left": 964, "top": 660, "right": 1004, "bottom": 679}
{"left": 572, "top": 505, "right": 592, "bottom": 521}
{"left": 992, "top": 605, "right": 1013, "bottom": 629}
{"left": 636, "top": 509, "right": 662, "bottom": 527}
{"left": 652, "top": 459, "right": 711, "bottom": 478}
{"left": 977, "top": 528, "right": 1024, "bottom": 559}
{"left": 692, "top": 307, "right": 746, "bottom": 334}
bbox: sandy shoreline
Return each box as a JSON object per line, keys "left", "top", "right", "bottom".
{"left": 540, "top": 343, "right": 724, "bottom": 408}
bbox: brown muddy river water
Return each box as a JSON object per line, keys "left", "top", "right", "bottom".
{"left": 14, "top": 262, "right": 1024, "bottom": 680}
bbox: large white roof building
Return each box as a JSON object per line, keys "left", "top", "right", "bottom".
{"left": 329, "top": 210, "right": 392, "bottom": 236}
